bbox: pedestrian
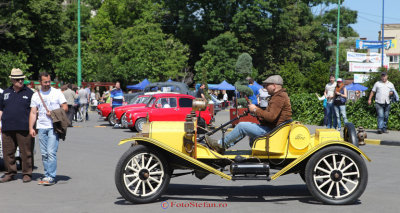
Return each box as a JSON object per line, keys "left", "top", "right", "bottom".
{"left": 333, "top": 78, "right": 348, "bottom": 131}
{"left": 196, "top": 83, "right": 207, "bottom": 103}
{"left": 247, "top": 77, "right": 259, "bottom": 105}
{"left": 315, "top": 93, "right": 327, "bottom": 126}
{"left": 222, "top": 90, "right": 228, "bottom": 109}
{"left": 0, "top": 68, "right": 34, "bottom": 183}
{"left": 29, "top": 72, "right": 68, "bottom": 185}
{"left": 78, "top": 86, "right": 88, "bottom": 122}
{"left": 257, "top": 86, "right": 270, "bottom": 110}
{"left": 324, "top": 74, "right": 337, "bottom": 129}
{"left": 368, "top": 72, "right": 396, "bottom": 134}
{"left": 62, "top": 84, "right": 77, "bottom": 126}
{"left": 85, "top": 85, "right": 91, "bottom": 120}
{"left": 111, "top": 82, "right": 124, "bottom": 109}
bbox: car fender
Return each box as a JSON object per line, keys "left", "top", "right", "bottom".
{"left": 130, "top": 112, "right": 148, "bottom": 124}
{"left": 118, "top": 137, "right": 232, "bottom": 180}
{"left": 271, "top": 140, "right": 371, "bottom": 180}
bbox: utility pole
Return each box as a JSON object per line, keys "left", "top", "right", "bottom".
{"left": 381, "top": 0, "right": 385, "bottom": 68}
{"left": 77, "top": 0, "right": 82, "bottom": 87}
{"left": 335, "top": 0, "right": 341, "bottom": 79}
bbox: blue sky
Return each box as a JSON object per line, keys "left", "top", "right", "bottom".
{"left": 343, "top": 0, "right": 400, "bottom": 40}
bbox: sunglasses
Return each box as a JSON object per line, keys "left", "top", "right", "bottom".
{"left": 13, "top": 78, "right": 24, "bottom": 82}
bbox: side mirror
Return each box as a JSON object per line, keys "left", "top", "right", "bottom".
{"left": 156, "top": 103, "right": 162, "bottom": 108}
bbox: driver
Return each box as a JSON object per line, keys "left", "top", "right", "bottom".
{"left": 208, "top": 75, "right": 292, "bottom": 153}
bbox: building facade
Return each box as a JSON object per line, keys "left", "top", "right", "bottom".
{"left": 379, "top": 24, "right": 400, "bottom": 70}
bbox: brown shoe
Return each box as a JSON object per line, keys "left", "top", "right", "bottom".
{"left": 22, "top": 175, "right": 32, "bottom": 183}
{"left": 205, "top": 135, "right": 225, "bottom": 154}
{"left": 0, "top": 175, "right": 16, "bottom": 183}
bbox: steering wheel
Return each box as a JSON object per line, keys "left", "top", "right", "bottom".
{"left": 244, "top": 96, "right": 255, "bottom": 117}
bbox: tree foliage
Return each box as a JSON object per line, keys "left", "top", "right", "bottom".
{"left": 194, "top": 32, "right": 240, "bottom": 83}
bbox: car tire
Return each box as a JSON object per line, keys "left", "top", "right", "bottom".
{"left": 115, "top": 145, "right": 171, "bottom": 204}
{"left": 305, "top": 146, "right": 368, "bottom": 205}
{"left": 135, "top": 118, "right": 146, "bottom": 132}
{"left": 121, "top": 113, "right": 127, "bottom": 128}
{"left": 108, "top": 113, "right": 116, "bottom": 126}
{"left": 343, "top": 123, "right": 358, "bottom": 147}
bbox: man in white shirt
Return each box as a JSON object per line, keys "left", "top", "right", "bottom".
{"left": 78, "top": 87, "right": 88, "bottom": 122}
{"left": 29, "top": 72, "right": 68, "bottom": 186}
{"left": 324, "top": 75, "right": 337, "bottom": 129}
{"left": 368, "top": 72, "right": 395, "bottom": 134}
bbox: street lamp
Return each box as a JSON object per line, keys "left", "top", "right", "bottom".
{"left": 77, "top": 0, "right": 82, "bottom": 87}
{"left": 335, "top": 0, "right": 341, "bottom": 79}
{"left": 381, "top": 0, "right": 385, "bottom": 68}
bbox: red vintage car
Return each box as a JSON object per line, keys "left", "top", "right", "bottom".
{"left": 123, "top": 93, "right": 213, "bottom": 132}
{"left": 109, "top": 95, "right": 152, "bottom": 126}
{"left": 97, "top": 94, "right": 147, "bottom": 125}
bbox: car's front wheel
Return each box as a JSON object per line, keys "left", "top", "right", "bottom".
{"left": 305, "top": 146, "right": 368, "bottom": 205}
{"left": 115, "top": 145, "right": 171, "bottom": 203}
{"left": 135, "top": 118, "right": 146, "bottom": 132}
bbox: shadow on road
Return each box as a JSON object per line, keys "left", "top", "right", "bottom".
{"left": 113, "top": 183, "right": 318, "bottom": 205}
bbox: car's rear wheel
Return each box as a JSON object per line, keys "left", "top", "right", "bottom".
{"left": 115, "top": 145, "right": 170, "bottom": 203}
{"left": 305, "top": 146, "right": 368, "bottom": 205}
{"left": 108, "top": 113, "right": 116, "bottom": 126}
{"left": 135, "top": 118, "right": 146, "bottom": 132}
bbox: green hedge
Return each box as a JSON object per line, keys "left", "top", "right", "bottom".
{"left": 290, "top": 93, "right": 400, "bottom": 130}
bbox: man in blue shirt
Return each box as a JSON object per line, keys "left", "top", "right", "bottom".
{"left": 248, "top": 78, "right": 259, "bottom": 105}
{"left": 0, "top": 68, "right": 34, "bottom": 183}
{"left": 111, "top": 81, "right": 124, "bottom": 109}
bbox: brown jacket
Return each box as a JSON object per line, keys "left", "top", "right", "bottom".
{"left": 254, "top": 88, "right": 292, "bottom": 129}
{"left": 50, "top": 108, "right": 70, "bottom": 141}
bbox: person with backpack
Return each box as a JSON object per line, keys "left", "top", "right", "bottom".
{"left": 333, "top": 78, "right": 348, "bottom": 131}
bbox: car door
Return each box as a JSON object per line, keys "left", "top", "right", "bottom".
{"left": 175, "top": 97, "right": 193, "bottom": 120}
{"left": 150, "top": 97, "right": 178, "bottom": 121}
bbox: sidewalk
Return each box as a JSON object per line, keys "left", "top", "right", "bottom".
{"left": 306, "top": 125, "right": 400, "bottom": 146}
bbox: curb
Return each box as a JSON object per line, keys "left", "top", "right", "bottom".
{"left": 364, "top": 139, "right": 400, "bottom": 146}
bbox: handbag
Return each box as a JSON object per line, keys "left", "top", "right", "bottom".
{"left": 37, "top": 92, "right": 70, "bottom": 140}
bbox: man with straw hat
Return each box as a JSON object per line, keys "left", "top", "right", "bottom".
{"left": 0, "top": 68, "right": 34, "bottom": 183}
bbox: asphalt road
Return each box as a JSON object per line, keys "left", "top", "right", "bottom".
{"left": 0, "top": 110, "right": 399, "bottom": 213}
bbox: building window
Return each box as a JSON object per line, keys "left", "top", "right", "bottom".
{"left": 389, "top": 55, "right": 398, "bottom": 63}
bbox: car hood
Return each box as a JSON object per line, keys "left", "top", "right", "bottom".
{"left": 97, "top": 103, "right": 110, "bottom": 109}
{"left": 125, "top": 107, "right": 151, "bottom": 115}
{"left": 114, "top": 103, "right": 146, "bottom": 112}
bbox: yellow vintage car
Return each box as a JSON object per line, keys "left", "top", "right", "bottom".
{"left": 114, "top": 99, "right": 370, "bottom": 205}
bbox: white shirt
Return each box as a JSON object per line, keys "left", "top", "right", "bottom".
{"left": 223, "top": 93, "right": 228, "bottom": 101}
{"left": 325, "top": 82, "right": 337, "bottom": 103}
{"left": 78, "top": 88, "right": 88, "bottom": 104}
{"left": 372, "top": 80, "right": 395, "bottom": 104}
{"left": 30, "top": 88, "right": 67, "bottom": 129}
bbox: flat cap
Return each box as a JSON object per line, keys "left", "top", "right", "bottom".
{"left": 263, "top": 75, "right": 283, "bottom": 85}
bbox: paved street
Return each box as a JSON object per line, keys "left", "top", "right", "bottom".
{"left": 1, "top": 110, "right": 399, "bottom": 213}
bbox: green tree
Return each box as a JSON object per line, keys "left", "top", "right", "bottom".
{"left": 0, "top": 50, "right": 31, "bottom": 87}
{"left": 194, "top": 32, "right": 240, "bottom": 83}
{"left": 112, "top": 22, "right": 189, "bottom": 83}
{"left": 0, "top": 0, "right": 65, "bottom": 78}
{"left": 278, "top": 61, "right": 305, "bottom": 95}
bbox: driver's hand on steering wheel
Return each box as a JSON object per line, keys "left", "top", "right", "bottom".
{"left": 249, "top": 104, "right": 257, "bottom": 114}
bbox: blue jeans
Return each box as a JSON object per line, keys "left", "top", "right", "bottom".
{"left": 375, "top": 103, "right": 391, "bottom": 131}
{"left": 38, "top": 128, "right": 59, "bottom": 179}
{"left": 326, "top": 102, "right": 337, "bottom": 129}
{"left": 220, "top": 122, "right": 271, "bottom": 148}
{"left": 334, "top": 105, "right": 348, "bottom": 129}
